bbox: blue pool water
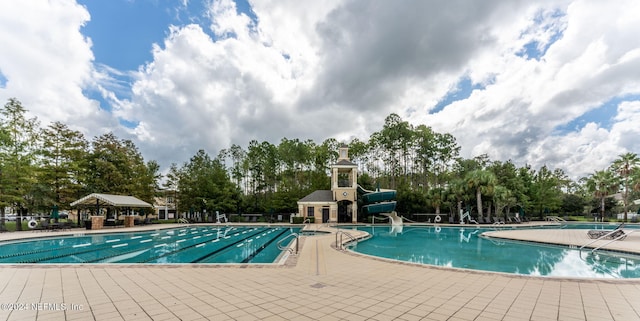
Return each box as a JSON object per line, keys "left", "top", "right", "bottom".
{"left": 343, "top": 225, "right": 640, "bottom": 278}
{"left": 0, "top": 226, "right": 301, "bottom": 264}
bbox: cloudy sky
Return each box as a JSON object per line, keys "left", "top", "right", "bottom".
{"left": 1, "top": 0, "right": 639, "bottom": 180}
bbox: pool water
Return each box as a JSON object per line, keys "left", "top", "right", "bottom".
{"left": 344, "top": 225, "right": 640, "bottom": 279}
{"left": 0, "top": 226, "right": 301, "bottom": 264}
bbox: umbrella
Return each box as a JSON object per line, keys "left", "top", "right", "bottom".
{"left": 51, "top": 205, "right": 59, "bottom": 220}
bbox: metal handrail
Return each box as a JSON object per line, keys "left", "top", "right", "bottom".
{"left": 371, "top": 216, "right": 390, "bottom": 224}
{"left": 591, "top": 230, "right": 636, "bottom": 252}
{"left": 335, "top": 230, "right": 357, "bottom": 250}
{"left": 277, "top": 233, "right": 300, "bottom": 255}
{"left": 579, "top": 229, "right": 626, "bottom": 250}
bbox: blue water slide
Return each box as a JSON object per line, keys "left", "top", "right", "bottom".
{"left": 358, "top": 185, "right": 397, "bottom": 215}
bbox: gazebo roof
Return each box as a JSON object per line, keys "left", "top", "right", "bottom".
{"left": 70, "top": 193, "right": 153, "bottom": 208}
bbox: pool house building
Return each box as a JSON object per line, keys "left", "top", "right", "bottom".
{"left": 297, "top": 145, "right": 359, "bottom": 224}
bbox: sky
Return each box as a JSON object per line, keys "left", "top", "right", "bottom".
{"left": 1, "top": 0, "right": 640, "bottom": 181}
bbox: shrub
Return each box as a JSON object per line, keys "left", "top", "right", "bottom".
{"left": 291, "top": 217, "right": 314, "bottom": 224}
{"left": 229, "top": 215, "right": 245, "bottom": 223}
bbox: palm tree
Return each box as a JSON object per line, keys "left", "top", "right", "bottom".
{"left": 446, "top": 178, "right": 467, "bottom": 222}
{"left": 493, "top": 185, "right": 516, "bottom": 220}
{"left": 586, "top": 170, "right": 618, "bottom": 221}
{"left": 465, "top": 169, "right": 496, "bottom": 220}
{"left": 611, "top": 153, "right": 640, "bottom": 222}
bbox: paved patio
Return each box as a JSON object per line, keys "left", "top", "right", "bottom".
{"left": 0, "top": 224, "right": 638, "bottom": 320}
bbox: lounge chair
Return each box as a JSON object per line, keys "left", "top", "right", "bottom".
{"left": 587, "top": 224, "right": 626, "bottom": 240}
{"left": 36, "top": 220, "right": 53, "bottom": 231}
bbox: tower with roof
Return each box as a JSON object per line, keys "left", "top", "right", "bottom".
{"left": 297, "top": 145, "right": 358, "bottom": 223}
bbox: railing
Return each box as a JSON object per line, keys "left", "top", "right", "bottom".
{"left": 277, "top": 233, "right": 300, "bottom": 255}
{"left": 324, "top": 220, "right": 337, "bottom": 228}
{"left": 371, "top": 216, "right": 389, "bottom": 224}
{"left": 335, "top": 230, "right": 357, "bottom": 250}
{"left": 590, "top": 230, "right": 636, "bottom": 252}
{"left": 401, "top": 216, "right": 419, "bottom": 223}
{"left": 177, "top": 218, "right": 189, "bottom": 224}
{"left": 579, "top": 229, "right": 630, "bottom": 251}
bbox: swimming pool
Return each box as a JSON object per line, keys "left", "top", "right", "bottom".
{"left": 0, "top": 226, "right": 301, "bottom": 264}
{"left": 343, "top": 225, "right": 640, "bottom": 279}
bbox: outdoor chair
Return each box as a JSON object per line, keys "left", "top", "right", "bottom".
{"left": 36, "top": 220, "right": 53, "bottom": 231}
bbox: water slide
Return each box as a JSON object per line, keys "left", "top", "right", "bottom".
{"left": 357, "top": 185, "right": 397, "bottom": 215}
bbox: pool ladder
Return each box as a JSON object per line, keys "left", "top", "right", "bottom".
{"left": 335, "top": 230, "right": 357, "bottom": 250}
{"left": 277, "top": 233, "right": 300, "bottom": 255}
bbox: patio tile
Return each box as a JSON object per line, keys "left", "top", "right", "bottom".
{"left": 0, "top": 224, "right": 639, "bottom": 320}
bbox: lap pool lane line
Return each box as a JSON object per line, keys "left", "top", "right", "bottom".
{"left": 108, "top": 226, "right": 242, "bottom": 263}
{"left": 11, "top": 227, "right": 227, "bottom": 264}
{"left": 36, "top": 228, "right": 206, "bottom": 263}
{"left": 142, "top": 227, "right": 272, "bottom": 263}
{"left": 0, "top": 231, "right": 182, "bottom": 264}
{"left": 114, "top": 227, "right": 251, "bottom": 263}
{"left": 196, "top": 228, "right": 290, "bottom": 263}
{"left": 93, "top": 227, "right": 238, "bottom": 263}
{"left": 0, "top": 233, "right": 140, "bottom": 263}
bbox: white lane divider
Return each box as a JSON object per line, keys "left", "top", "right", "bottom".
{"left": 73, "top": 243, "right": 91, "bottom": 248}
{"left": 112, "top": 243, "right": 127, "bottom": 248}
{"left": 106, "top": 239, "right": 120, "bottom": 243}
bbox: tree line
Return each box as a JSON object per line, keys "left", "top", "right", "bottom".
{"left": 0, "top": 98, "right": 159, "bottom": 230}
{"left": 2, "top": 99, "right": 639, "bottom": 229}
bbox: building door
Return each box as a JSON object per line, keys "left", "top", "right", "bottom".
{"left": 337, "top": 200, "right": 352, "bottom": 223}
{"left": 322, "top": 208, "right": 330, "bottom": 223}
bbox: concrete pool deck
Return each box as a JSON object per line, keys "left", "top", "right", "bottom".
{"left": 0, "top": 224, "right": 638, "bottom": 320}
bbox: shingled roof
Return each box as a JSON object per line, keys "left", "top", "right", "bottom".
{"left": 334, "top": 159, "right": 356, "bottom": 166}
{"left": 298, "top": 190, "right": 334, "bottom": 202}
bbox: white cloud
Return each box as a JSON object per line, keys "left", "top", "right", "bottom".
{"left": 2, "top": 0, "right": 640, "bottom": 182}
{"left": 415, "top": 0, "right": 640, "bottom": 178}
{"left": 0, "top": 0, "right": 117, "bottom": 134}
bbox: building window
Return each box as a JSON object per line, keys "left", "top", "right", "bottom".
{"left": 338, "top": 172, "right": 350, "bottom": 187}
{"left": 307, "top": 206, "right": 315, "bottom": 217}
